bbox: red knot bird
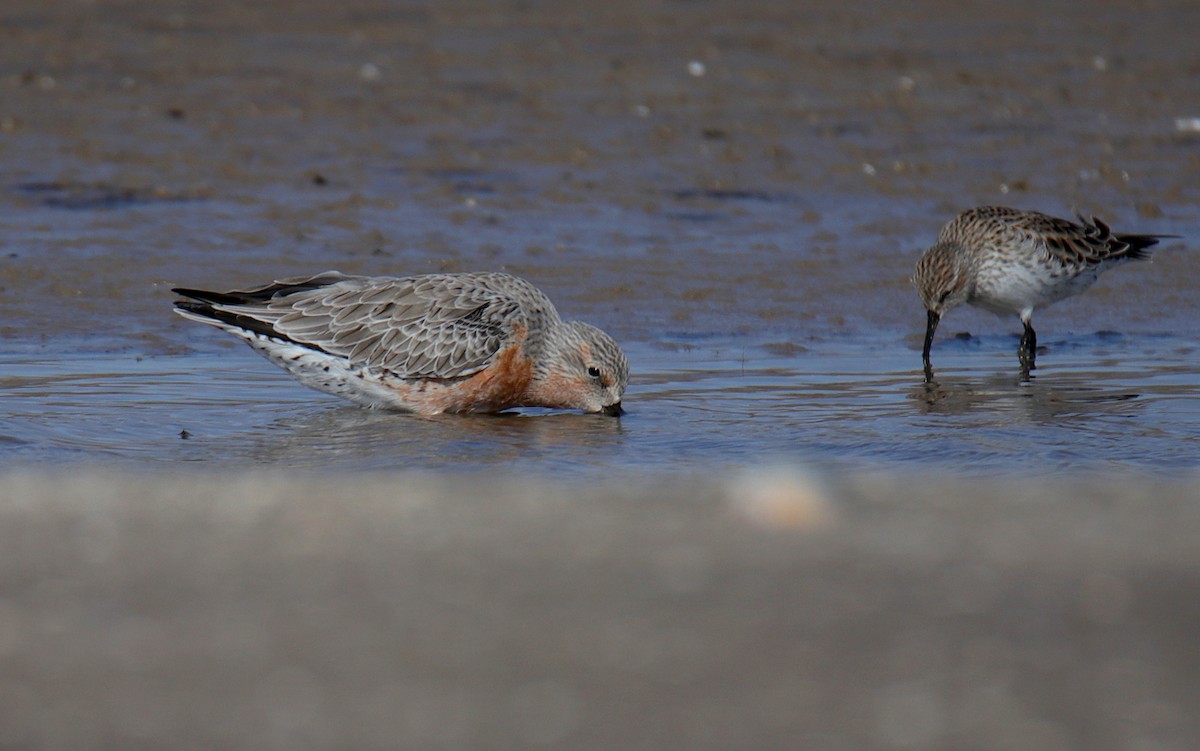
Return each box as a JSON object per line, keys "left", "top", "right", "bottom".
{"left": 173, "top": 271, "right": 628, "bottom": 416}
{"left": 914, "top": 205, "right": 1175, "bottom": 379}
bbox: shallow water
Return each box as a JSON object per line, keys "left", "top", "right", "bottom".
{"left": 3, "top": 331, "right": 1198, "bottom": 474}
{"left": 1, "top": 0, "right": 1199, "bottom": 475}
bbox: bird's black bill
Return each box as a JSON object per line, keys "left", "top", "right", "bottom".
{"left": 922, "top": 309, "right": 940, "bottom": 376}
{"left": 600, "top": 401, "right": 625, "bottom": 417}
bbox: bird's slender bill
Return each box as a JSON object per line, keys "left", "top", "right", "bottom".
{"left": 922, "top": 309, "right": 940, "bottom": 380}
{"left": 601, "top": 402, "right": 625, "bottom": 417}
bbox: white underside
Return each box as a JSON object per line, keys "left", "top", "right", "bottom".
{"left": 247, "top": 336, "right": 414, "bottom": 410}
{"left": 178, "top": 310, "right": 418, "bottom": 410}
{"left": 971, "top": 255, "right": 1109, "bottom": 320}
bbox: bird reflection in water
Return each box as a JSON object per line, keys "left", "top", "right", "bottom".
{"left": 910, "top": 371, "right": 1141, "bottom": 423}
{"left": 240, "top": 406, "right": 628, "bottom": 470}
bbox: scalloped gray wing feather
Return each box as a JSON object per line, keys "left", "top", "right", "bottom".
{"left": 216, "top": 272, "right": 554, "bottom": 379}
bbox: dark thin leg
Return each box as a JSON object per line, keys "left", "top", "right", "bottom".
{"left": 922, "top": 310, "right": 940, "bottom": 382}
{"left": 1018, "top": 319, "right": 1037, "bottom": 373}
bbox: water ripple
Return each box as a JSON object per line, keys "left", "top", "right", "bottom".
{"left": 1, "top": 339, "right": 1198, "bottom": 475}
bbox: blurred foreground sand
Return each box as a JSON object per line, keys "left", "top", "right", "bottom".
{"left": 0, "top": 469, "right": 1197, "bottom": 749}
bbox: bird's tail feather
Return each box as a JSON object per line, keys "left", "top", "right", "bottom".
{"left": 1116, "top": 232, "right": 1179, "bottom": 261}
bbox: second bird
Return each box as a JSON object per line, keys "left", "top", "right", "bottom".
{"left": 913, "top": 205, "right": 1174, "bottom": 379}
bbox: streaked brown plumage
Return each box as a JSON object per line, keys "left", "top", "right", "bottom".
{"left": 914, "top": 206, "right": 1174, "bottom": 378}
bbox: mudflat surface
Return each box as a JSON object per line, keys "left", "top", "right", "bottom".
{"left": 2, "top": 0, "right": 1198, "bottom": 347}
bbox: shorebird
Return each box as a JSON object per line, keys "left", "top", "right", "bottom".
{"left": 914, "top": 206, "right": 1174, "bottom": 378}
{"left": 173, "top": 271, "right": 628, "bottom": 415}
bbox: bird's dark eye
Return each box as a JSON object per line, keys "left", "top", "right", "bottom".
{"left": 587, "top": 366, "right": 602, "bottom": 379}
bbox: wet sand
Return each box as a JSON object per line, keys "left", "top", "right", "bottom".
{"left": 2, "top": 0, "right": 1198, "bottom": 350}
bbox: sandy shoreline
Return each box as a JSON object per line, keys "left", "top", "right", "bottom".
{"left": 1, "top": 468, "right": 1197, "bottom": 748}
